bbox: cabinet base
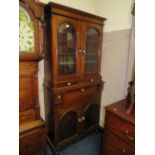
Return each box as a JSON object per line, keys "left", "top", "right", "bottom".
{"left": 46, "top": 127, "right": 101, "bottom": 154}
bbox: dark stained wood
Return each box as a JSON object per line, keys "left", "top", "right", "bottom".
{"left": 50, "top": 14, "right": 82, "bottom": 85}
{"left": 19, "top": 62, "right": 40, "bottom": 124}
{"left": 105, "top": 99, "right": 135, "bottom": 124}
{"left": 45, "top": 2, "right": 106, "bottom": 25}
{"left": 43, "top": 2, "right": 106, "bottom": 152}
{"left": 103, "top": 131, "right": 134, "bottom": 155}
{"left": 58, "top": 111, "right": 78, "bottom": 142}
{"left": 19, "top": 121, "right": 46, "bottom": 155}
{"left": 44, "top": 5, "right": 106, "bottom": 88}
{"left": 84, "top": 103, "right": 100, "bottom": 129}
{"left": 102, "top": 99, "right": 135, "bottom": 155}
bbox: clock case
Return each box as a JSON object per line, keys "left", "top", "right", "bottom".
{"left": 19, "top": 0, "right": 46, "bottom": 155}
{"left": 19, "top": 0, "right": 45, "bottom": 61}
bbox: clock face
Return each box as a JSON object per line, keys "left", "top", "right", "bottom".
{"left": 19, "top": 6, "right": 35, "bottom": 52}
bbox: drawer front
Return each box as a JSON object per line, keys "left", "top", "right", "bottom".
{"left": 105, "top": 112, "right": 135, "bottom": 146}
{"left": 103, "top": 131, "right": 134, "bottom": 155}
{"left": 63, "top": 86, "right": 98, "bottom": 104}
{"left": 54, "top": 80, "right": 78, "bottom": 88}
{"left": 19, "top": 127, "right": 45, "bottom": 155}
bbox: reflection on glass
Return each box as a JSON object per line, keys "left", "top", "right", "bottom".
{"left": 85, "top": 28, "right": 99, "bottom": 73}
{"left": 58, "top": 23, "right": 76, "bottom": 76}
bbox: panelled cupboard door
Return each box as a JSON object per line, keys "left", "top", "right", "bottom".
{"left": 19, "top": 62, "right": 39, "bottom": 123}
{"left": 81, "top": 102, "right": 100, "bottom": 132}
{"left": 52, "top": 15, "right": 82, "bottom": 82}
{"left": 54, "top": 106, "right": 81, "bottom": 144}
{"left": 82, "top": 22, "right": 103, "bottom": 76}
{"left": 19, "top": 71, "right": 38, "bottom": 111}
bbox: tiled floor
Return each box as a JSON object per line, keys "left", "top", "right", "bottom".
{"left": 47, "top": 132, "right": 102, "bottom": 155}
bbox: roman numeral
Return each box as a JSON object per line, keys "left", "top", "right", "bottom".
{"left": 27, "top": 41, "right": 31, "bottom": 45}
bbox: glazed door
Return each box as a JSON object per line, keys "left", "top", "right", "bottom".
{"left": 52, "top": 15, "right": 82, "bottom": 83}
{"left": 82, "top": 22, "right": 103, "bottom": 77}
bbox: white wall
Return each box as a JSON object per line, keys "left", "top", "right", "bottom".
{"left": 99, "top": 29, "right": 132, "bottom": 126}
{"left": 39, "top": 0, "right": 96, "bottom": 15}
{"left": 39, "top": 0, "right": 133, "bottom": 32}
{"left": 96, "top": 0, "right": 133, "bottom": 32}
{"left": 38, "top": 0, "right": 134, "bottom": 126}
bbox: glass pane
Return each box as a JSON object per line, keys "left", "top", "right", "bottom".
{"left": 19, "top": 6, "right": 35, "bottom": 52}
{"left": 85, "top": 28, "right": 99, "bottom": 73}
{"left": 58, "top": 23, "right": 76, "bottom": 76}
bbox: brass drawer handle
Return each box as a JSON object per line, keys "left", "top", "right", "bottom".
{"left": 81, "top": 88, "right": 85, "bottom": 92}
{"left": 125, "top": 130, "right": 134, "bottom": 141}
{"left": 90, "top": 78, "right": 94, "bottom": 82}
{"left": 126, "top": 134, "right": 134, "bottom": 141}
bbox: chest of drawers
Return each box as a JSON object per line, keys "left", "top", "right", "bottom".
{"left": 102, "top": 99, "right": 135, "bottom": 155}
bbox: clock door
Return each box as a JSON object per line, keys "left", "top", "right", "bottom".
{"left": 51, "top": 15, "right": 81, "bottom": 84}
{"left": 19, "top": 1, "right": 44, "bottom": 60}
{"left": 19, "top": 6, "right": 35, "bottom": 53}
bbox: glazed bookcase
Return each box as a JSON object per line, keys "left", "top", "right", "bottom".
{"left": 43, "top": 2, "right": 106, "bottom": 154}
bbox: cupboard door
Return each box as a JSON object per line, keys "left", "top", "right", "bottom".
{"left": 55, "top": 107, "right": 80, "bottom": 144}
{"left": 82, "top": 22, "right": 103, "bottom": 75}
{"left": 58, "top": 111, "right": 78, "bottom": 141}
{"left": 52, "top": 15, "right": 81, "bottom": 81}
{"left": 20, "top": 127, "right": 45, "bottom": 155}
{"left": 83, "top": 103, "right": 100, "bottom": 130}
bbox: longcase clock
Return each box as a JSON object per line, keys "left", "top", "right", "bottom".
{"left": 19, "top": 0, "right": 46, "bottom": 155}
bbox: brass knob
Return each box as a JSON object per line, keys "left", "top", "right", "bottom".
{"left": 125, "top": 129, "right": 129, "bottom": 134}
{"left": 82, "top": 49, "right": 86, "bottom": 56}
{"left": 78, "top": 118, "right": 82, "bottom": 122}
{"left": 57, "top": 95, "right": 61, "bottom": 99}
{"left": 90, "top": 78, "right": 94, "bottom": 82}
{"left": 81, "top": 88, "right": 85, "bottom": 92}
{"left": 82, "top": 117, "right": 85, "bottom": 121}
{"left": 122, "top": 149, "right": 126, "bottom": 153}
{"left": 67, "top": 82, "right": 71, "bottom": 86}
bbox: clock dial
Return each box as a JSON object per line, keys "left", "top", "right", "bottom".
{"left": 19, "top": 6, "right": 35, "bottom": 52}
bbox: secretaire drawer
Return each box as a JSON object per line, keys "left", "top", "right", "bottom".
{"left": 105, "top": 111, "right": 135, "bottom": 146}
{"left": 63, "top": 86, "right": 99, "bottom": 104}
